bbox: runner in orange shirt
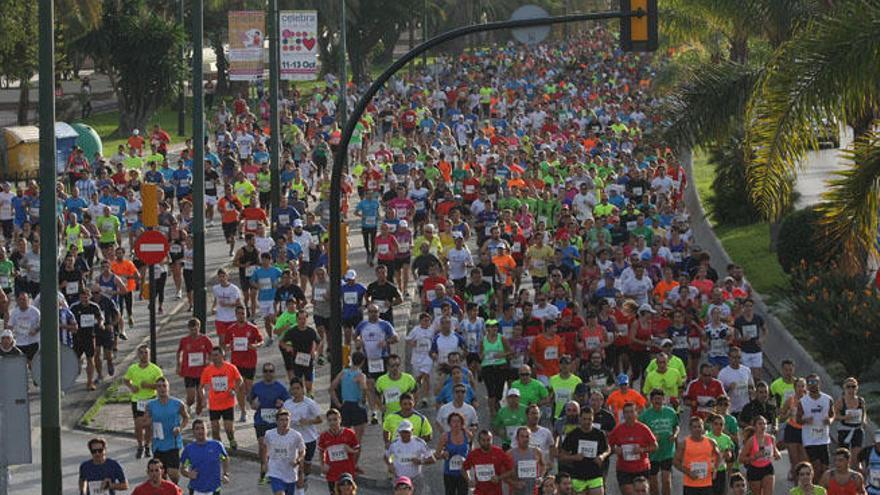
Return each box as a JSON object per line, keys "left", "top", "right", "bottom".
{"left": 200, "top": 346, "right": 244, "bottom": 448}
{"left": 606, "top": 373, "right": 648, "bottom": 423}
{"left": 111, "top": 246, "right": 140, "bottom": 335}
{"left": 491, "top": 243, "right": 517, "bottom": 309}
{"left": 217, "top": 184, "right": 243, "bottom": 256}
{"left": 530, "top": 320, "right": 566, "bottom": 383}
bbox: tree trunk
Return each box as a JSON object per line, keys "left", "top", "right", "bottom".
{"left": 17, "top": 76, "right": 30, "bottom": 125}
{"left": 347, "top": 36, "right": 367, "bottom": 85}
{"left": 374, "top": 28, "right": 400, "bottom": 66}
{"left": 848, "top": 108, "right": 876, "bottom": 140}
{"left": 211, "top": 33, "right": 229, "bottom": 96}
{"left": 729, "top": 30, "right": 749, "bottom": 65}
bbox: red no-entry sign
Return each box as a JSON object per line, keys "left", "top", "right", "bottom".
{"left": 134, "top": 230, "right": 170, "bottom": 265}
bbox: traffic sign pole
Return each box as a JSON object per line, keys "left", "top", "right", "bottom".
{"left": 148, "top": 263, "right": 156, "bottom": 364}
{"left": 134, "top": 231, "right": 170, "bottom": 364}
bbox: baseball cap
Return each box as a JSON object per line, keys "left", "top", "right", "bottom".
{"left": 452, "top": 231, "right": 464, "bottom": 239}
{"left": 395, "top": 476, "right": 413, "bottom": 488}
{"left": 337, "top": 473, "right": 355, "bottom": 485}
{"left": 397, "top": 420, "right": 413, "bottom": 432}
{"left": 638, "top": 303, "right": 657, "bottom": 314}
{"left": 293, "top": 219, "right": 304, "bottom": 227}
{"left": 344, "top": 269, "right": 357, "bottom": 280}
{"left": 617, "top": 373, "right": 630, "bottom": 385}
{"left": 399, "top": 220, "right": 408, "bottom": 229}
{"left": 507, "top": 388, "right": 521, "bottom": 397}
{"left": 660, "top": 338, "right": 673, "bottom": 347}
{"left": 0, "top": 329, "right": 12, "bottom": 339}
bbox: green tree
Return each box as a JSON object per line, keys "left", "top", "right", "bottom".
{"left": 745, "top": 1, "right": 880, "bottom": 272}
{"left": 72, "top": 0, "right": 186, "bottom": 136}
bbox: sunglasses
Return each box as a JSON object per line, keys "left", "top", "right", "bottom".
{"left": 90, "top": 448, "right": 104, "bottom": 454}
{"left": 264, "top": 368, "right": 275, "bottom": 372}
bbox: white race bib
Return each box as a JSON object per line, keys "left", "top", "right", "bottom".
{"left": 475, "top": 464, "right": 496, "bottom": 482}
{"left": 328, "top": 444, "right": 348, "bottom": 462}
{"left": 517, "top": 459, "right": 538, "bottom": 479}
{"left": 383, "top": 388, "right": 401, "bottom": 404}
{"left": 689, "top": 461, "right": 708, "bottom": 479}
{"left": 153, "top": 422, "right": 165, "bottom": 440}
{"left": 544, "top": 346, "right": 558, "bottom": 360}
{"left": 314, "top": 288, "right": 326, "bottom": 301}
{"left": 448, "top": 454, "right": 464, "bottom": 471}
{"left": 741, "top": 325, "right": 758, "bottom": 340}
{"left": 80, "top": 314, "right": 96, "bottom": 328}
{"left": 65, "top": 283, "right": 79, "bottom": 295}
{"left": 245, "top": 265, "right": 256, "bottom": 277}
{"left": 278, "top": 214, "right": 289, "bottom": 225}
{"left": 188, "top": 353, "right": 204, "bottom": 367}
{"left": 258, "top": 278, "right": 272, "bottom": 290}
{"left": 578, "top": 440, "right": 598, "bottom": 458}
{"left": 622, "top": 443, "right": 640, "bottom": 461}
{"left": 136, "top": 399, "right": 148, "bottom": 412}
{"left": 294, "top": 352, "right": 312, "bottom": 367}
{"left": 87, "top": 480, "right": 109, "bottom": 495}
{"left": 233, "top": 337, "right": 249, "bottom": 352}
{"left": 261, "top": 408, "right": 278, "bottom": 423}
{"left": 415, "top": 339, "right": 431, "bottom": 354}
{"left": 343, "top": 292, "right": 358, "bottom": 305}
{"left": 377, "top": 244, "right": 390, "bottom": 255}
{"left": 368, "top": 359, "right": 385, "bottom": 373}
{"left": 212, "top": 375, "right": 228, "bottom": 392}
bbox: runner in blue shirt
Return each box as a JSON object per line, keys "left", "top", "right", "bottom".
{"left": 79, "top": 437, "right": 129, "bottom": 495}
{"left": 172, "top": 162, "right": 192, "bottom": 200}
{"left": 180, "top": 419, "right": 229, "bottom": 494}
{"left": 251, "top": 253, "right": 283, "bottom": 341}
{"left": 341, "top": 270, "right": 368, "bottom": 333}
{"left": 145, "top": 377, "right": 189, "bottom": 483}
{"left": 247, "top": 363, "right": 291, "bottom": 484}
{"left": 355, "top": 192, "right": 381, "bottom": 264}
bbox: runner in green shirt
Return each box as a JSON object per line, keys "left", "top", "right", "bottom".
{"left": 123, "top": 345, "right": 164, "bottom": 458}
{"left": 510, "top": 365, "right": 549, "bottom": 407}
{"left": 95, "top": 207, "right": 121, "bottom": 246}
{"left": 706, "top": 413, "right": 735, "bottom": 491}
{"left": 492, "top": 388, "right": 528, "bottom": 448}
{"left": 549, "top": 357, "right": 583, "bottom": 417}
{"left": 375, "top": 355, "right": 417, "bottom": 415}
{"left": 639, "top": 389, "right": 679, "bottom": 494}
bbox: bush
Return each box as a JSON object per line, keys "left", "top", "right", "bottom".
{"left": 776, "top": 207, "right": 836, "bottom": 273}
{"left": 706, "top": 138, "right": 762, "bottom": 226}
{"left": 786, "top": 266, "right": 880, "bottom": 378}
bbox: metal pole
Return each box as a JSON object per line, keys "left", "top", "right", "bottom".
{"left": 327, "top": 10, "right": 639, "bottom": 379}
{"left": 192, "top": 0, "right": 206, "bottom": 324}
{"left": 178, "top": 0, "right": 186, "bottom": 136}
{"left": 338, "top": 0, "right": 347, "bottom": 127}
{"left": 422, "top": 0, "right": 427, "bottom": 66}
{"left": 148, "top": 263, "right": 157, "bottom": 363}
{"left": 268, "top": 0, "right": 280, "bottom": 213}
{"left": 38, "top": 0, "right": 62, "bottom": 491}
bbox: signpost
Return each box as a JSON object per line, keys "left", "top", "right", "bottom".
{"left": 134, "top": 230, "right": 170, "bottom": 363}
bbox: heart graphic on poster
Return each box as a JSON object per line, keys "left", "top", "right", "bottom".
{"left": 302, "top": 37, "right": 316, "bottom": 51}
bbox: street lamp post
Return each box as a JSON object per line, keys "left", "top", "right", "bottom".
{"left": 192, "top": 0, "right": 206, "bottom": 324}
{"left": 38, "top": 0, "right": 62, "bottom": 492}
{"left": 268, "top": 0, "right": 281, "bottom": 213}
{"left": 178, "top": 0, "right": 186, "bottom": 136}
{"left": 339, "top": 0, "right": 347, "bottom": 127}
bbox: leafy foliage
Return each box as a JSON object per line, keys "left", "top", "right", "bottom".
{"left": 776, "top": 206, "right": 828, "bottom": 273}
{"left": 704, "top": 134, "right": 762, "bottom": 225}
{"left": 786, "top": 264, "right": 880, "bottom": 378}
{"left": 72, "top": 0, "right": 186, "bottom": 136}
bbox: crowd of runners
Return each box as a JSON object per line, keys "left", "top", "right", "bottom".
{"left": 0, "top": 22, "right": 874, "bottom": 495}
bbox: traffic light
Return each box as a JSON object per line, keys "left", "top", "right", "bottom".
{"left": 141, "top": 183, "right": 159, "bottom": 227}
{"left": 620, "top": 0, "right": 658, "bottom": 52}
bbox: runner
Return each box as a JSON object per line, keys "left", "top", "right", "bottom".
{"left": 144, "top": 377, "right": 189, "bottom": 484}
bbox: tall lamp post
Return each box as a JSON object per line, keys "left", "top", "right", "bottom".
{"left": 268, "top": 0, "right": 281, "bottom": 212}
{"left": 178, "top": 0, "right": 186, "bottom": 136}
{"left": 191, "top": 0, "right": 206, "bottom": 324}
{"left": 38, "top": 0, "right": 62, "bottom": 491}
{"left": 338, "top": 0, "right": 347, "bottom": 127}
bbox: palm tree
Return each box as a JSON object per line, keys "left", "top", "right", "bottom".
{"left": 745, "top": 0, "right": 880, "bottom": 272}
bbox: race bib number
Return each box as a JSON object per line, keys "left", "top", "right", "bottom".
{"left": 368, "top": 359, "right": 385, "bottom": 373}
{"left": 188, "top": 353, "right": 204, "bottom": 367}
{"left": 474, "top": 294, "right": 488, "bottom": 306}
{"left": 709, "top": 339, "right": 726, "bottom": 355}
{"left": 294, "top": 352, "right": 312, "bottom": 367}
{"left": 578, "top": 440, "right": 598, "bottom": 458}
{"left": 278, "top": 214, "right": 289, "bottom": 225}
{"left": 622, "top": 444, "right": 640, "bottom": 461}
{"left": 626, "top": 221, "right": 637, "bottom": 231}
{"left": 273, "top": 446, "right": 289, "bottom": 458}
{"left": 66, "top": 283, "right": 79, "bottom": 295}
{"left": 87, "top": 480, "right": 109, "bottom": 495}
{"left": 80, "top": 314, "right": 95, "bottom": 328}
{"left": 416, "top": 339, "right": 431, "bottom": 354}
{"left": 212, "top": 375, "right": 229, "bottom": 392}
{"left": 383, "top": 388, "right": 401, "bottom": 404}
{"left": 153, "top": 422, "right": 165, "bottom": 440}
{"left": 689, "top": 461, "right": 708, "bottom": 479}
{"left": 377, "top": 244, "right": 390, "bottom": 255}
{"left": 847, "top": 409, "right": 863, "bottom": 424}
{"left": 555, "top": 389, "right": 571, "bottom": 405}
{"left": 261, "top": 408, "right": 278, "bottom": 423}
{"left": 870, "top": 469, "right": 880, "bottom": 487}
{"left": 343, "top": 292, "right": 358, "bottom": 305}
{"left": 328, "top": 444, "right": 348, "bottom": 462}
{"left": 617, "top": 324, "right": 628, "bottom": 336}
{"left": 233, "top": 337, "right": 249, "bottom": 352}
{"left": 512, "top": 242, "right": 521, "bottom": 253}
{"left": 245, "top": 266, "right": 256, "bottom": 277}
{"left": 448, "top": 455, "right": 464, "bottom": 471}
{"left": 741, "top": 325, "right": 758, "bottom": 340}
{"left": 259, "top": 278, "right": 272, "bottom": 290}
{"left": 585, "top": 336, "right": 600, "bottom": 349}
{"left": 517, "top": 460, "right": 538, "bottom": 479}
{"left": 170, "top": 244, "right": 182, "bottom": 254}
{"left": 475, "top": 464, "right": 496, "bottom": 482}
{"left": 689, "top": 336, "right": 702, "bottom": 350}
{"left": 246, "top": 220, "right": 258, "bottom": 230}
{"left": 314, "top": 288, "right": 326, "bottom": 301}
{"left": 544, "top": 346, "right": 558, "bottom": 360}
{"left": 136, "top": 400, "right": 148, "bottom": 412}
{"left": 632, "top": 187, "right": 643, "bottom": 196}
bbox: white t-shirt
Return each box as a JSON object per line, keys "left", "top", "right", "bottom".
{"left": 282, "top": 397, "right": 322, "bottom": 443}
{"left": 800, "top": 392, "right": 834, "bottom": 446}
{"left": 532, "top": 304, "right": 561, "bottom": 322}
{"left": 291, "top": 231, "right": 313, "bottom": 262}
{"left": 621, "top": 275, "right": 654, "bottom": 305}
{"left": 432, "top": 332, "right": 462, "bottom": 364}
{"left": 9, "top": 305, "right": 40, "bottom": 346}
{"left": 436, "top": 402, "right": 479, "bottom": 432}
{"left": 388, "top": 437, "right": 431, "bottom": 479}
{"left": 212, "top": 283, "right": 243, "bottom": 322}
{"left": 446, "top": 248, "right": 473, "bottom": 281}
{"left": 264, "top": 428, "right": 306, "bottom": 483}
{"left": 407, "top": 325, "right": 436, "bottom": 364}
{"left": 0, "top": 192, "right": 15, "bottom": 220}
{"left": 717, "top": 365, "right": 753, "bottom": 413}
{"left": 255, "top": 236, "right": 275, "bottom": 256}
{"left": 526, "top": 426, "right": 555, "bottom": 464}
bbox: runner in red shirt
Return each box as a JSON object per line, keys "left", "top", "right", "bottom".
{"left": 462, "top": 430, "right": 514, "bottom": 495}
{"left": 131, "top": 459, "right": 183, "bottom": 495}
{"left": 607, "top": 403, "right": 658, "bottom": 494}
{"left": 241, "top": 200, "right": 268, "bottom": 235}
{"left": 374, "top": 223, "right": 400, "bottom": 278}
{"left": 223, "top": 305, "right": 264, "bottom": 421}
{"left": 683, "top": 363, "right": 726, "bottom": 418}
{"left": 176, "top": 318, "right": 214, "bottom": 414}
{"left": 317, "top": 409, "right": 361, "bottom": 493}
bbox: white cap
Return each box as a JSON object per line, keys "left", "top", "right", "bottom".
{"left": 397, "top": 420, "right": 413, "bottom": 432}
{"left": 507, "top": 388, "right": 521, "bottom": 397}
{"left": 452, "top": 231, "right": 464, "bottom": 239}
{"left": 398, "top": 220, "right": 408, "bottom": 229}
{"left": 132, "top": 129, "right": 140, "bottom": 136}
{"left": 344, "top": 269, "right": 357, "bottom": 280}
{"left": 293, "top": 219, "right": 304, "bottom": 227}
{"left": 638, "top": 303, "right": 657, "bottom": 314}
{"left": 0, "top": 329, "right": 13, "bottom": 339}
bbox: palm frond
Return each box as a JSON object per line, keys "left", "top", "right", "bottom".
{"left": 816, "top": 128, "right": 880, "bottom": 274}
{"left": 660, "top": 59, "right": 760, "bottom": 149}
{"left": 746, "top": 0, "right": 880, "bottom": 220}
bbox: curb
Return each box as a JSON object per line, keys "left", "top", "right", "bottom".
{"left": 682, "top": 149, "right": 874, "bottom": 431}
